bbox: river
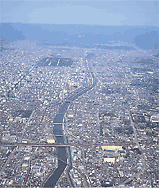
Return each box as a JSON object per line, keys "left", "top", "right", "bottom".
{"left": 43, "top": 59, "right": 96, "bottom": 187}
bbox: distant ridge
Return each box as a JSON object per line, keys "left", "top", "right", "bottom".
{"left": 0, "top": 23, "right": 158, "bottom": 49}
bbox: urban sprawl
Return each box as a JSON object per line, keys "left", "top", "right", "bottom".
{"left": 0, "top": 39, "right": 159, "bottom": 187}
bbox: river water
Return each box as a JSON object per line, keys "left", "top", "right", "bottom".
{"left": 44, "top": 60, "right": 96, "bottom": 187}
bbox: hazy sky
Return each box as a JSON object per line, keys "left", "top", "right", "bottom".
{"left": 0, "top": 0, "right": 158, "bottom": 26}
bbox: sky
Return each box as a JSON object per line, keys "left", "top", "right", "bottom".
{"left": 0, "top": 0, "right": 158, "bottom": 26}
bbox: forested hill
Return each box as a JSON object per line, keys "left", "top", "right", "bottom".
{"left": 0, "top": 23, "right": 158, "bottom": 49}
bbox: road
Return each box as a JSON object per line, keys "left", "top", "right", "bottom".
{"left": 120, "top": 112, "right": 145, "bottom": 186}
{"left": 0, "top": 110, "right": 35, "bottom": 176}
{"left": 1, "top": 142, "right": 116, "bottom": 147}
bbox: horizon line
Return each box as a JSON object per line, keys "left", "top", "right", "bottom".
{"left": 0, "top": 22, "right": 159, "bottom": 28}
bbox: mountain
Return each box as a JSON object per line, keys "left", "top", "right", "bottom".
{"left": 0, "top": 23, "right": 158, "bottom": 49}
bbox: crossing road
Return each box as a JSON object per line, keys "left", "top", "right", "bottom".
{"left": 0, "top": 142, "right": 117, "bottom": 147}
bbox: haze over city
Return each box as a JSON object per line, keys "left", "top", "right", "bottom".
{"left": 0, "top": 0, "right": 159, "bottom": 187}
